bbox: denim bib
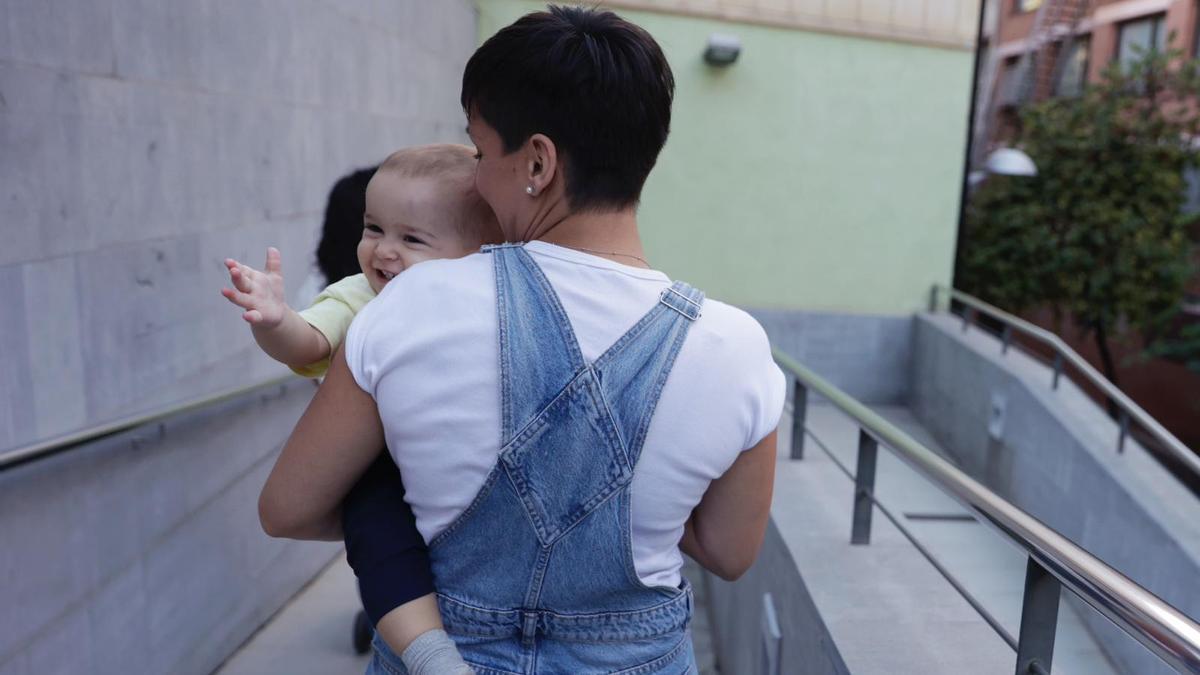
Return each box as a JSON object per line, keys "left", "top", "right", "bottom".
{"left": 370, "top": 244, "right": 703, "bottom": 674}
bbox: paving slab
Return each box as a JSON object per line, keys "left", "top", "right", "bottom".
{"left": 216, "top": 555, "right": 369, "bottom": 675}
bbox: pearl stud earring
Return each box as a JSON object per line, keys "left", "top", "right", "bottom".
{"left": 525, "top": 186, "right": 534, "bottom": 195}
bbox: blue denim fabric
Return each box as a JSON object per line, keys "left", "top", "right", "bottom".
{"left": 369, "top": 244, "right": 703, "bottom": 674}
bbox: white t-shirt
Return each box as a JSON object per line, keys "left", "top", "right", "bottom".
{"left": 345, "top": 241, "right": 785, "bottom": 588}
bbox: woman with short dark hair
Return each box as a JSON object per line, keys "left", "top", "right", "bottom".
{"left": 260, "top": 7, "right": 784, "bottom": 673}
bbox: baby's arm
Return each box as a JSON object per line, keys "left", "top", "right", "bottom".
{"left": 221, "top": 247, "right": 332, "bottom": 368}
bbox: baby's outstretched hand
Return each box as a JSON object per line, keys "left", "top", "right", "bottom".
{"left": 221, "top": 247, "right": 288, "bottom": 327}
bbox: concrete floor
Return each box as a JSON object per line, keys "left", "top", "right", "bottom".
{"left": 216, "top": 555, "right": 721, "bottom": 675}
{"left": 215, "top": 555, "right": 370, "bottom": 675}
{"left": 787, "top": 403, "right": 1119, "bottom": 675}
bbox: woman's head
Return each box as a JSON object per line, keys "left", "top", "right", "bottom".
{"left": 462, "top": 6, "right": 674, "bottom": 237}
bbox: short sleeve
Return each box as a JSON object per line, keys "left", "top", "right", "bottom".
{"left": 739, "top": 320, "right": 787, "bottom": 451}
{"left": 294, "top": 274, "right": 376, "bottom": 378}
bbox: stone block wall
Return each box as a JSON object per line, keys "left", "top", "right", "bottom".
{"left": 0, "top": 0, "right": 478, "bottom": 453}
{"left": 749, "top": 309, "right": 914, "bottom": 405}
{"left": 0, "top": 2, "right": 478, "bottom": 673}
{"left": 0, "top": 380, "right": 338, "bottom": 675}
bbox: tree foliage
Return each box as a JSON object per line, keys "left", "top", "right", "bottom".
{"left": 961, "top": 47, "right": 1199, "bottom": 383}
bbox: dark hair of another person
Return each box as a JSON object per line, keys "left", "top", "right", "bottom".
{"left": 317, "top": 166, "right": 377, "bottom": 285}
{"left": 461, "top": 5, "right": 674, "bottom": 212}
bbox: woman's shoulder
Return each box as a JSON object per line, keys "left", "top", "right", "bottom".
{"left": 688, "top": 296, "right": 772, "bottom": 355}
{"left": 673, "top": 296, "right": 785, "bottom": 451}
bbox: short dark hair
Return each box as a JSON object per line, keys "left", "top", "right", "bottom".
{"left": 317, "top": 166, "right": 376, "bottom": 285}
{"left": 462, "top": 5, "right": 674, "bottom": 212}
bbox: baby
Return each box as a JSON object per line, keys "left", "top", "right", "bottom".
{"left": 222, "top": 144, "right": 499, "bottom": 674}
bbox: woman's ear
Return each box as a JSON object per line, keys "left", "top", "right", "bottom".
{"left": 526, "top": 133, "right": 558, "bottom": 196}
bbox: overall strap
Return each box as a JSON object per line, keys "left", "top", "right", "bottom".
{"left": 593, "top": 281, "right": 704, "bottom": 469}
{"left": 487, "top": 244, "right": 587, "bottom": 442}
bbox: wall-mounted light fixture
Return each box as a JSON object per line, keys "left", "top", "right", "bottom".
{"left": 703, "top": 33, "right": 741, "bottom": 66}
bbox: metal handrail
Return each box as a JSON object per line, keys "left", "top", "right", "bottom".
{"left": 775, "top": 348, "right": 1200, "bottom": 673}
{"left": 930, "top": 285, "right": 1200, "bottom": 478}
{"left": 0, "top": 374, "right": 302, "bottom": 471}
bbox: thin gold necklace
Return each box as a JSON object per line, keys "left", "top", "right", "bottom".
{"left": 552, "top": 242, "right": 650, "bottom": 268}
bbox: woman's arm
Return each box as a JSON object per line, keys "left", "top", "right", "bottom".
{"left": 259, "top": 347, "right": 384, "bottom": 540}
{"left": 680, "top": 429, "right": 777, "bottom": 581}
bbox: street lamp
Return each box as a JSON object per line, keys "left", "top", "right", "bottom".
{"left": 985, "top": 148, "right": 1038, "bottom": 176}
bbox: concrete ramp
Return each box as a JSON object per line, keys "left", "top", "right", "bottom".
{"left": 705, "top": 404, "right": 1118, "bottom": 675}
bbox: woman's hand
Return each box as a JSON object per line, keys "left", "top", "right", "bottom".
{"left": 259, "top": 346, "right": 385, "bottom": 540}
{"left": 680, "top": 429, "right": 777, "bottom": 581}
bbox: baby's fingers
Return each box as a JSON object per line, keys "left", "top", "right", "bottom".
{"left": 227, "top": 264, "right": 256, "bottom": 294}
{"left": 264, "top": 247, "right": 282, "bottom": 276}
{"left": 242, "top": 309, "right": 264, "bottom": 325}
{"left": 221, "top": 286, "right": 257, "bottom": 311}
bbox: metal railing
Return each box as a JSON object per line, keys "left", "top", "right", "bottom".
{"left": 776, "top": 348, "right": 1200, "bottom": 674}
{"left": 0, "top": 374, "right": 303, "bottom": 471}
{"left": 929, "top": 285, "right": 1200, "bottom": 479}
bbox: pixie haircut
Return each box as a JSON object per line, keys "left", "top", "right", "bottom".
{"left": 376, "top": 144, "right": 498, "bottom": 244}
{"left": 461, "top": 5, "right": 674, "bottom": 212}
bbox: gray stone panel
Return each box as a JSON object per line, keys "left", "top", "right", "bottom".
{"left": 748, "top": 308, "right": 913, "bottom": 404}
{"left": 1, "top": 0, "right": 478, "bottom": 453}
{"left": 0, "top": 379, "right": 339, "bottom": 675}
{"left": 22, "top": 256, "right": 88, "bottom": 439}
{"left": 1, "top": 0, "right": 115, "bottom": 74}
{"left": 0, "top": 265, "right": 35, "bottom": 450}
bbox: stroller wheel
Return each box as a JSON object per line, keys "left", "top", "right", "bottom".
{"left": 353, "top": 609, "right": 373, "bottom": 655}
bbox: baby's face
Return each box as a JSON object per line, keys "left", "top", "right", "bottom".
{"left": 359, "top": 172, "right": 475, "bottom": 294}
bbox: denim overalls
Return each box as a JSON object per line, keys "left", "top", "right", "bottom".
{"left": 370, "top": 244, "right": 703, "bottom": 674}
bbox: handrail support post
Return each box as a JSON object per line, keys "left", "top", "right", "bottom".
{"left": 791, "top": 379, "right": 808, "bottom": 460}
{"left": 1015, "top": 557, "right": 1061, "bottom": 675}
{"left": 851, "top": 429, "right": 879, "bottom": 545}
{"left": 1118, "top": 411, "right": 1130, "bottom": 454}
{"left": 1051, "top": 352, "right": 1063, "bottom": 390}
{"left": 1002, "top": 324, "right": 1013, "bottom": 355}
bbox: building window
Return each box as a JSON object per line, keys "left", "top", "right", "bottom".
{"left": 1116, "top": 14, "right": 1166, "bottom": 69}
{"left": 999, "top": 56, "right": 1026, "bottom": 106}
{"left": 1016, "top": 0, "right": 1043, "bottom": 12}
{"left": 1183, "top": 166, "right": 1200, "bottom": 215}
{"left": 1054, "top": 37, "right": 1090, "bottom": 97}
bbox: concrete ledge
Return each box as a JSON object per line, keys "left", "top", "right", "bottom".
{"left": 706, "top": 407, "right": 1013, "bottom": 675}
{"left": 911, "top": 313, "right": 1200, "bottom": 675}
{"left": 707, "top": 519, "right": 849, "bottom": 675}
{"left": 0, "top": 378, "right": 340, "bottom": 675}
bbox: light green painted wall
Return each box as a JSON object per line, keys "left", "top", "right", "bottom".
{"left": 476, "top": 2, "right": 973, "bottom": 313}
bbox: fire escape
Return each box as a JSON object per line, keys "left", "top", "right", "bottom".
{"left": 971, "top": 0, "right": 1093, "bottom": 167}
